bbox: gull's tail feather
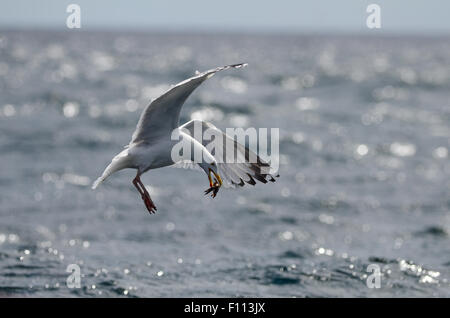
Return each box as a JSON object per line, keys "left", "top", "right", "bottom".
{"left": 92, "top": 149, "right": 131, "bottom": 190}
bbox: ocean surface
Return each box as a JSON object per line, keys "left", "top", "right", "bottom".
{"left": 0, "top": 30, "right": 449, "bottom": 297}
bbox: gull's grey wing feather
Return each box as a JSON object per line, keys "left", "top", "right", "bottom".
{"left": 171, "top": 160, "right": 202, "bottom": 171}
{"left": 179, "top": 120, "right": 278, "bottom": 188}
{"left": 130, "top": 63, "right": 248, "bottom": 144}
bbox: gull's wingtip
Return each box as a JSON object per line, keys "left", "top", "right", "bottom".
{"left": 201, "top": 63, "right": 248, "bottom": 79}
{"left": 91, "top": 177, "right": 102, "bottom": 190}
{"left": 229, "top": 62, "right": 248, "bottom": 69}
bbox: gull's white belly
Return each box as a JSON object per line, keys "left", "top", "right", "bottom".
{"left": 127, "top": 129, "right": 212, "bottom": 173}
{"left": 129, "top": 138, "right": 178, "bottom": 173}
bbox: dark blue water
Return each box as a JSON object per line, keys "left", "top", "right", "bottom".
{"left": 0, "top": 30, "right": 449, "bottom": 297}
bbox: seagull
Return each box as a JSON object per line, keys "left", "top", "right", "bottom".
{"left": 92, "top": 63, "right": 278, "bottom": 214}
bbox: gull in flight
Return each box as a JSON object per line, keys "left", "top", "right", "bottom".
{"left": 92, "top": 63, "right": 278, "bottom": 214}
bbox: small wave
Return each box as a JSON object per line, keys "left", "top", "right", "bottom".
{"left": 415, "top": 226, "right": 448, "bottom": 237}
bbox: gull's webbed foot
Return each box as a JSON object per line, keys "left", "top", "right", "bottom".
{"left": 142, "top": 194, "right": 157, "bottom": 214}
{"left": 204, "top": 182, "right": 220, "bottom": 198}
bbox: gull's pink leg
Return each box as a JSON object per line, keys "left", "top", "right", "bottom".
{"left": 132, "top": 176, "right": 144, "bottom": 196}
{"left": 132, "top": 172, "right": 157, "bottom": 214}
{"left": 137, "top": 177, "right": 157, "bottom": 214}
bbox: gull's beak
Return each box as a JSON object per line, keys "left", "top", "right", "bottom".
{"left": 214, "top": 171, "right": 223, "bottom": 187}
{"left": 208, "top": 169, "right": 213, "bottom": 187}
{"left": 205, "top": 169, "right": 223, "bottom": 198}
{"left": 209, "top": 168, "right": 223, "bottom": 187}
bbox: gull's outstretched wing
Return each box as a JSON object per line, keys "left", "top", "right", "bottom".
{"left": 130, "top": 63, "right": 247, "bottom": 145}
{"left": 178, "top": 120, "right": 279, "bottom": 188}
